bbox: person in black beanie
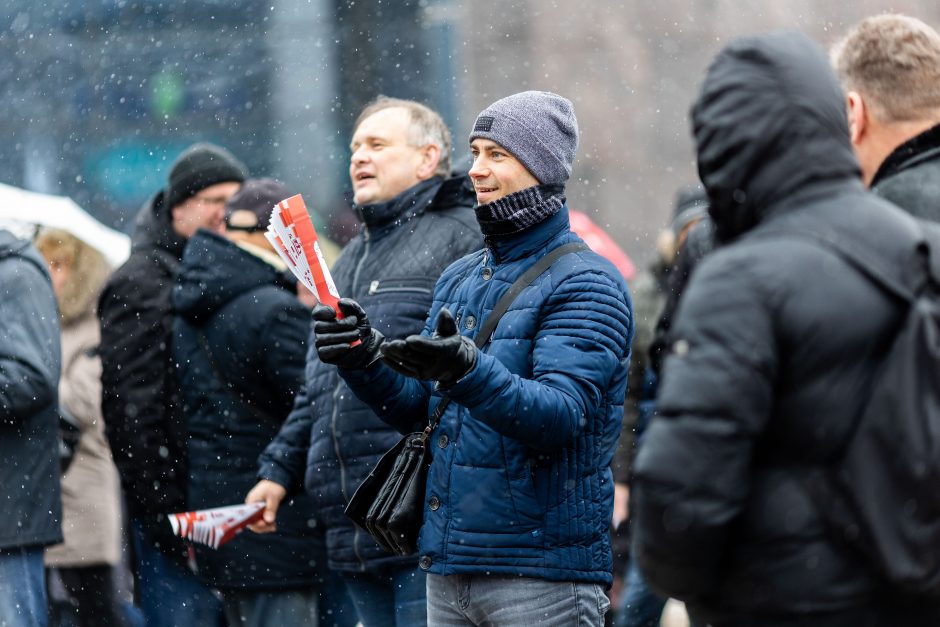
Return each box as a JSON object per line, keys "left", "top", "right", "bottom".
{"left": 165, "top": 142, "right": 249, "bottom": 238}
{"left": 311, "top": 91, "right": 634, "bottom": 625}
{"left": 97, "top": 142, "right": 246, "bottom": 626}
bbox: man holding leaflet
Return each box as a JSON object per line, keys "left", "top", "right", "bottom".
{"left": 248, "top": 97, "right": 481, "bottom": 626}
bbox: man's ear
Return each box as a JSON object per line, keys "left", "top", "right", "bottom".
{"left": 846, "top": 91, "right": 868, "bottom": 145}
{"left": 416, "top": 144, "right": 442, "bottom": 179}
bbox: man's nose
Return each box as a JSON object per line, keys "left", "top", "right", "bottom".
{"left": 468, "top": 159, "right": 487, "bottom": 178}
{"left": 351, "top": 146, "right": 368, "bottom": 163}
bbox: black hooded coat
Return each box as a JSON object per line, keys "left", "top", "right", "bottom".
{"left": 632, "top": 31, "right": 940, "bottom": 626}
{"left": 98, "top": 191, "right": 190, "bottom": 559}
{"left": 173, "top": 230, "right": 324, "bottom": 591}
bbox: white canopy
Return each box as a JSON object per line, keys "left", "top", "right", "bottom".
{"left": 0, "top": 182, "right": 131, "bottom": 266}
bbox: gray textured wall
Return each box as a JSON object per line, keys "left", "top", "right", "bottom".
{"left": 454, "top": 0, "right": 940, "bottom": 265}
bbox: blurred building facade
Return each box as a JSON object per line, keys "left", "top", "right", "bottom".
{"left": 2, "top": 0, "right": 940, "bottom": 260}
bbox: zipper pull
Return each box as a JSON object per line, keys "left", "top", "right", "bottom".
{"left": 368, "top": 280, "right": 380, "bottom": 295}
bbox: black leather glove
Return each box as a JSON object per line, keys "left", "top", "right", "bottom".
{"left": 380, "top": 308, "right": 477, "bottom": 385}
{"left": 313, "top": 298, "right": 384, "bottom": 369}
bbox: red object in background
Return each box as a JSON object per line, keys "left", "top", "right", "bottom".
{"left": 569, "top": 209, "right": 636, "bottom": 282}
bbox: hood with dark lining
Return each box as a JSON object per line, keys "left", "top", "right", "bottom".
{"left": 692, "top": 30, "right": 861, "bottom": 242}
{"left": 173, "top": 229, "right": 291, "bottom": 324}
{"left": 130, "top": 190, "right": 187, "bottom": 260}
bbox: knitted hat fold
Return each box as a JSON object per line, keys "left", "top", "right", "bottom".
{"left": 469, "top": 91, "right": 579, "bottom": 186}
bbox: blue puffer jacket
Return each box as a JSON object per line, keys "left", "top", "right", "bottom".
{"left": 258, "top": 176, "right": 482, "bottom": 573}
{"left": 342, "top": 206, "right": 633, "bottom": 586}
{"left": 173, "top": 230, "right": 325, "bottom": 591}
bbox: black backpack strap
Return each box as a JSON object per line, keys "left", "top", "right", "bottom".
{"left": 425, "top": 242, "right": 589, "bottom": 432}
{"left": 920, "top": 221, "right": 940, "bottom": 287}
{"left": 806, "top": 231, "right": 915, "bottom": 303}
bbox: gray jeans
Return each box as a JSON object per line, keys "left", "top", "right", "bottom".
{"left": 427, "top": 573, "right": 609, "bottom": 626}
{"left": 222, "top": 588, "right": 319, "bottom": 627}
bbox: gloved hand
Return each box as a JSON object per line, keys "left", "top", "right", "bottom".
{"left": 313, "top": 298, "right": 384, "bottom": 369}
{"left": 380, "top": 308, "right": 477, "bottom": 385}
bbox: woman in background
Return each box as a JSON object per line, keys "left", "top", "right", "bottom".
{"left": 37, "top": 228, "right": 127, "bottom": 627}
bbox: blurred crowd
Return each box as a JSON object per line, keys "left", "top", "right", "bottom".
{"left": 2, "top": 12, "right": 940, "bottom": 627}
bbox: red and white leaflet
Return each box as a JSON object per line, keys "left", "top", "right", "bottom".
{"left": 268, "top": 205, "right": 317, "bottom": 293}
{"left": 264, "top": 224, "right": 298, "bottom": 275}
{"left": 274, "top": 195, "right": 342, "bottom": 310}
{"left": 280, "top": 195, "right": 342, "bottom": 308}
{"left": 266, "top": 196, "right": 358, "bottom": 343}
{"left": 268, "top": 195, "right": 347, "bottom": 314}
{"left": 168, "top": 502, "right": 265, "bottom": 550}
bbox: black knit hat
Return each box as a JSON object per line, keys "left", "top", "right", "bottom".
{"left": 165, "top": 142, "right": 248, "bottom": 210}
{"left": 225, "top": 178, "right": 290, "bottom": 232}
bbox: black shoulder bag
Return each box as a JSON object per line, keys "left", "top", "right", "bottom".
{"left": 344, "top": 242, "right": 588, "bottom": 556}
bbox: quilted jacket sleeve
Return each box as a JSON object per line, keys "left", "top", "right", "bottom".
{"left": 445, "top": 267, "right": 632, "bottom": 451}
{"left": 339, "top": 360, "right": 435, "bottom": 435}
{"left": 630, "top": 250, "right": 778, "bottom": 602}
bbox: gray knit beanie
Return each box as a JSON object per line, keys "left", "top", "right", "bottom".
{"left": 469, "top": 91, "right": 579, "bottom": 186}
{"left": 166, "top": 142, "right": 248, "bottom": 210}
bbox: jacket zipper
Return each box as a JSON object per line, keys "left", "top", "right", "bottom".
{"left": 330, "top": 384, "right": 365, "bottom": 568}
{"left": 368, "top": 282, "right": 432, "bottom": 296}
{"left": 334, "top": 225, "right": 370, "bottom": 570}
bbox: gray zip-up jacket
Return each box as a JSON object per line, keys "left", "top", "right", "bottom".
{"left": 0, "top": 230, "right": 62, "bottom": 550}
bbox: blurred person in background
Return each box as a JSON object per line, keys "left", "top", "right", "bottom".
{"left": 98, "top": 142, "right": 247, "bottom": 627}
{"left": 632, "top": 30, "right": 940, "bottom": 626}
{"left": 0, "top": 223, "right": 62, "bottom": 627}
{"left": 174, "top": 179, "right": 353, "bottom": 627}
{"left": 37, "top": 229, "right": 128, "bottom": 627}
{"left": 611, "top": 186, "right": 709, "bottom": 627}
{"left": 247, "top": 96, "right": 481, "bottom": 627}
{"left": 832, "top": 13, "right": 940, "bottom": 221}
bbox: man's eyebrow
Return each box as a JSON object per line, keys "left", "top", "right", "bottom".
{"left": 351, "top": 131, "right": 391, "bottom": 146}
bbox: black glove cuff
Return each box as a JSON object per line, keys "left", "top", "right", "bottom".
{"left": 436, "top": 336, "right": 478, "bottom": 386}
{"left": 338, "top": 329, "right": 386, "bottom": 370}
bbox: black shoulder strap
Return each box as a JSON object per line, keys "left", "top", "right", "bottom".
{"left": 426, "top": 242, "right": 589, "bottom": 429}
{"left": 473, "top": 242, "right": 589, "bottom": 349}
{"left": 762, "top": 227, "right": 933, "bottom": 304}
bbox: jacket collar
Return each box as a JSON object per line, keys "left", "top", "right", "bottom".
{"left": 485, "top": 205, "right": 570, "bottom": 264}
{"left": 130, "top": 190, "right": 187, "bottom": 261}
{"left": 870, "top": 122, "right": 940, "bottom": 189}
{"left": 352, "top": 177, "right": 443, "bottom": 234}
{"left": 174, "top": 229, "right": 290, "bottom": 323}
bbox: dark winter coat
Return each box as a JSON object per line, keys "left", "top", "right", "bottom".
{"left": 632, "top": 31, "right": 940, "bottom": 626}
{"left": 98, "top": 192, "right": 189, "bottom": 557}
{"left": 871, "top": 122, "right": 940, "bottom": 223}
{"left": 257, "top": 175, "right": 482, "bottom": 573}
{"left": 342, "top": 206, "right": 634, "bottom": 586}
{"left": 0, "top": 230, "right": 62, "bottom": 550}
{"left": 173, "top": 230, "right": 324, "bottom": 591}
